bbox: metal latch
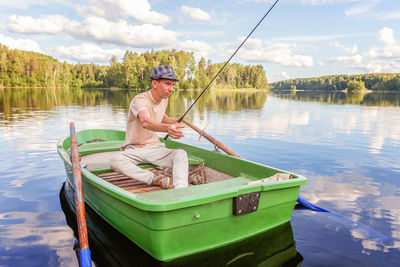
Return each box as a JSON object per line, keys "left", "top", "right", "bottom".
{"left": 233, "top": 191, "right": 261, "bottom": 216}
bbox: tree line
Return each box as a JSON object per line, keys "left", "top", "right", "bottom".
{"left": 0, "top": 44, "right": 268, "bottom": 89}
{"left": 271, "top": 73, "right": 400, "bottom": 91}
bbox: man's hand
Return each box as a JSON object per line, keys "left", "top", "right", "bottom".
{"left": 139, "top": 111, "right": 184, "bottom": 138}
{"left": 167, "top": 123, "right": 184, "bottom": 139}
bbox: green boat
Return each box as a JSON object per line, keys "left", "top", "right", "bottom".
{"left": 57, "top": 129, "right": 307, "bottom": 262}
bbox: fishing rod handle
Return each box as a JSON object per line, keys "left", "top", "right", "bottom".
{"left": 163, "top": 117, "right": 183, "bottom": 140}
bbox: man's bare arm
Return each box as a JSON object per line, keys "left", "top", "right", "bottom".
{"left": 138, "top": 110, "right": 184, "bottom": 139}
{"left": 161, "top": 114, "right": 177, "bottom": 124}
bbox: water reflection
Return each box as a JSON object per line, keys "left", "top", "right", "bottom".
{"left": 2, "top": 88, "right": 400, "bottom": 126}
{"left": 0, "top": 88, "right": 268, "bottom": 122}
{"left": 272, "top": 90, "right": 400, "bottom": 107}
{"left": 0, "top": 211, "right": 78, "bottom": 266}
{"left": 60, "top": 183, "right": 302, "bottom": 266}
{"left": 1, "top": 87, "right": 400, "bottom": 266}
{"left": 307, "top": 172, "right": 400, "bottom": 238}
{"left": 2, "top": 88, "right": 400, "bottom": 117}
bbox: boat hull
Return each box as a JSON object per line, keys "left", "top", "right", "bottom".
{"left": 60, "top": 182, "right": 303, "bottom": 266}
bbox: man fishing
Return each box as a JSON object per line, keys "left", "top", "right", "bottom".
{"left": 110, "top": 65, "right": 188, "bottom": 189}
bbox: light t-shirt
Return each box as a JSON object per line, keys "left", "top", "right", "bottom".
{"left": 122, "top": 91, "right": 168, "bottom": 149}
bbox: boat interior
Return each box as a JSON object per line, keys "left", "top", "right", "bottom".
{"left": 80, "top": 150, "right": 235, "bottom": 194}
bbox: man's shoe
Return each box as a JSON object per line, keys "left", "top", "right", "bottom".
{"left": 152, "top": 173, "right": 174, "bottom": 189}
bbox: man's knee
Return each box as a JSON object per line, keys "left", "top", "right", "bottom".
{"left": 173, "top": 149, "right": 188, "bottom": 162}
{"left": 110, "top": 152, "right": 124, "bottom": 170}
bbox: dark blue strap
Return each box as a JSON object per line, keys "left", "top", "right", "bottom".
{"left": 296, "top": 196, "right": 389, "bottom": 243}
{"left": 297, "top": 196, "right": 329, "bottom": 212}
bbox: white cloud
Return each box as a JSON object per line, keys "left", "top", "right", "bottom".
{"left": 7, "top": 14, "right": 71, "bottom": 34}
{"left": 51, "top": 43, "right": 125, "bottom": 63}
{"left": 7, "top": 15, "right": 178, "bottom": 48}
{"left": 377, "top": 27, "right": 396, "bottom": 46}
{"left": 273, "top": 71, "right": 290, "bottom": 81}
{"left": 380, "top": 11, "right": 400, "bottom": 20}
{"left": 297, "top": 0, "right": 381, "bottom": 17}
{"left": 242, "top": 38, "right": 263, "bottom": 50}
{"left": 364, "top": 60, "right": 400, "bottom": 73}
{"left": 331, "top": 55, "right": 400, "bottom": 73}
{"left": 328, "top": 27, "right": 400, "bottom": 73}
{"left": 0, "top": 0, "right": 62, "bottom": 10}
{"left": 344, "top": 0, "right": 380, "bottom": 16}
{"left": 184, "top": 30, "right": 225, "bottom": 38}
{"left": 330, "top": 54, "right": 363, "bottom": 65}
{"left": 181, "top": 6, "right": 211, "bottom": 22}
{"left": 75, "top": 0, "right": 170, "bottom": 25}
{"left": 364, "top": 28, "right": 400, "bottom": 63}
{"left": 365, "top": 45, "right": 400, "bottom": 59}
{"left": 330, "top": 41, "right": 358, "bottom": 54}
{"left": 0, "top": 34, "right": 42, "bottom": 53}
{"left": 274, "top": 32, "right": 374, "bottom": 43}
{"left": 71, "top": 17, "right": 178, "bottom": 47}
{"left": 235, "top": 38, "right": 313, "bottom": 67}
{"left": 176, "top": 40, "right": 215, "bottom": 60}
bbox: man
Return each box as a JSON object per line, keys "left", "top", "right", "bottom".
{"left": 110, "top": 65, "right": 188, "bottom": 189}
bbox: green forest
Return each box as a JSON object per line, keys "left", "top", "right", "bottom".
{"left": 0, "top": 44, "right": 267, "bottom": 90}
{"left": 3, "top": 43, "right": 400, "bottom": 91}
{"left": 271, "top": 73, "right": 400, "bottom": 91}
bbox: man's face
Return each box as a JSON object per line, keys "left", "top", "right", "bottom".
{"left": 153, "top": 79, "right": 175, "bottom": 99}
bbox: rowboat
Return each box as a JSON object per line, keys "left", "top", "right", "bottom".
{"left": 57, "top": 129, "right": 307, "bottom": 262}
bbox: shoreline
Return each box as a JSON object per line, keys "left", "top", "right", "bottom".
{"left": 1, "top": 87, "right": 399, "bottom": 94}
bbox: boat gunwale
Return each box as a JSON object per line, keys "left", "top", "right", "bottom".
{"left": 57, "top": 131, "right": 307, "bottom": 212}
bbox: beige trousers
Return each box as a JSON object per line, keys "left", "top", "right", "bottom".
{"left": 109, "top": 143, "right": 188, "bottom": 188}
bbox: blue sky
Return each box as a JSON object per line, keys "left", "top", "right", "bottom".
{"left": 0, "top": 0, "right": 399, "bottom": 82}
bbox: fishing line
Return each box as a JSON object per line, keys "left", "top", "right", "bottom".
{"left": 163, "top": 0, "right": 389, "bottom": 246}
{"left": 165, "top": 0, "right": 280, "bottom": 139}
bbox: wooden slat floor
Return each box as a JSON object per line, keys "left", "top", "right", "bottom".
{"left": 98, "top": 172, "right": 164, "bottom": 194}
{"left": 97, "top": 165, "right": 235, "bottom": 194}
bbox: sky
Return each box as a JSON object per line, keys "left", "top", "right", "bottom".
{"left": 0, "top": 0, "right": 399, "bottom": 82}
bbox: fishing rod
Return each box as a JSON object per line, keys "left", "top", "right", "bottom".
{"left": 165, "top": 0, "right": 280, "bottom": 139}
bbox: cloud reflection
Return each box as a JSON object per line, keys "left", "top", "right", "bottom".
{"left": 195, "top": 96, "right": 400, "bottom": 157}
{"left": 300, "top": 172, "right": 400, "bottom": 253}
{"left": 0, "top": 211, "right": 78, "bottom": 266}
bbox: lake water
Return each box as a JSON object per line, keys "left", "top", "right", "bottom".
{"left": 0, "top": 87, "right": 399, "bottom": 266}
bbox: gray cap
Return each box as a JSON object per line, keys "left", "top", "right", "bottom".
{"left": 149, "top": 65, "right": 179, "bottom": 81}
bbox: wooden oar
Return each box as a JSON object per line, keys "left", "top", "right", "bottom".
{"left": 181, "top": 119, "right": 240, "bottom": 158}
{"left": 70, "top": 122, "right": 92, "bottom": 267}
